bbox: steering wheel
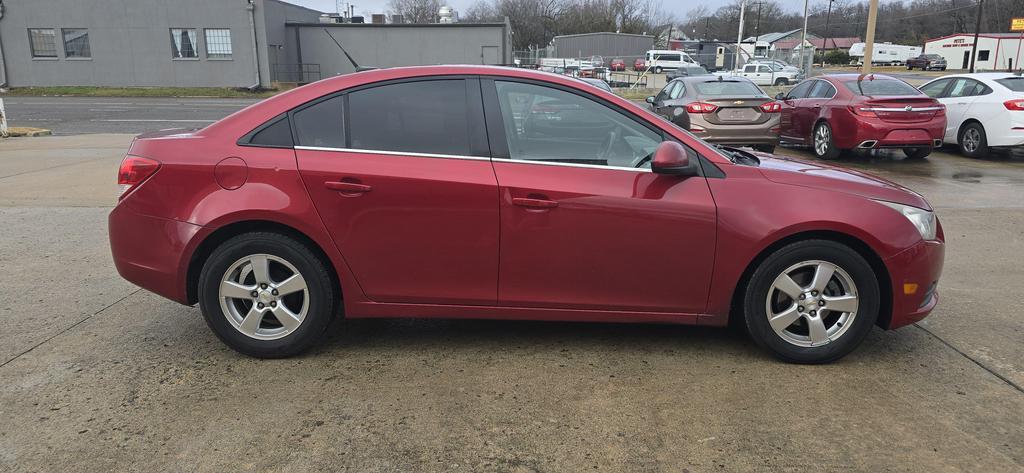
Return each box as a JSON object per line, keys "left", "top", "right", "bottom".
{"left": 597, "top": 126, "right": 621, "bottom": 163}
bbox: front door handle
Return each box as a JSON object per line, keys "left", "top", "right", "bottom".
{"left": 325, "top": 181, "right": 372, "bottom": 194}
{"left": 512, "top": 197, "right": 558, "bottom": 209}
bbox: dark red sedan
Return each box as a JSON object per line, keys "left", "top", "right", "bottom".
{"left": 109, "top": 66, "right": 944, "bottom": 363}
{"left": 776, "top": 74, "right": 946, "bottom": 160}
{"left": 609, "top": 58, "right": 626, "bottom": 71}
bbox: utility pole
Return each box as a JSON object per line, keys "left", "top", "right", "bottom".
{"left": 862, "top": 0, "right": 879, "bottom": 74}
{"left": 705, "top": 17, "right": 710, "bottom": 41}
{"left": 799, "top": 0, "right": 810, "bottom": 75}
{"left": 736, "top": 0, "right": 747, "bottom": 69}
{"left": 754, "top": 1, "right": 765, "bottom": 48}
{"left": 969, "top": 0, "right": 984, "bottom": 72}
{"left": 822, "top": 0, "right": 836, "bottom": 67}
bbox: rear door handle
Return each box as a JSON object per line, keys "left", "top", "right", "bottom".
{"left": 512, "top": 197, "right": 558, "bottom": 209}
{"left": 325, "top": 181, "right": 372, "bottom": 193}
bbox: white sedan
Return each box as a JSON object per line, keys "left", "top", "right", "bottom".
{"left": 919, "top": 72, "right": 1024, "bottom": 158}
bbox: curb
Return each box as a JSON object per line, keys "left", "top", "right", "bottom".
{"left": 4, "top": 127, "right": 53, "bottom": 137}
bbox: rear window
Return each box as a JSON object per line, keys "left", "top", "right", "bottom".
{"left": 996, "top": 77, "right": 1024, "bottom": 92}
{"left": 843, "top": 79, "right": 921, "bottom": 96}
{"left": 694, "top": 80, "right": 762, "bottom": 96}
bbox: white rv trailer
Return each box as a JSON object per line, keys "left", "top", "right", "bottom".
{"left": 849, "top": 42, "right": 922, "bottom": 65}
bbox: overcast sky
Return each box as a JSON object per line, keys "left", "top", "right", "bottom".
{"left": 287, "top": 0, "right": 844, "bottom": 21}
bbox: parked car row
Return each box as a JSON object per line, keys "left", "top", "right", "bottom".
{"left": 649, "top": 70, "right": 1024, "bottom": 160}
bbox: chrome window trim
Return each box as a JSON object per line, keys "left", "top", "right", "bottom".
{"left": 294, "top": 146, "right": 653, "bottom": 173}
{"left": 294, "top": 146, "right": 490, "bottom": 161}
{"left": 505, "top": 158, "right": 652, "bottom": 173}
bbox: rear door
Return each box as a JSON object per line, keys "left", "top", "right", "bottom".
{"left": 942, "top": 78, "right": 987, "bottom": 140}
{"left": 294, "top": 77, "right": 499, "bottom": 305}
{"left": 482, "top": 78, "right": 717, "bottom": 313}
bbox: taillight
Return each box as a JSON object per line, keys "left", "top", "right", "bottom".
{"left": 759, "top": 101, "right": 782, "bottom": 113}
{"left": 1004, "top": 99, "right": 1024, "bottom": 110}
{"left": 849, "top": 105, "right": 877, "bottom": 118}
{"left": 117, "top": 156, "right": 160, "bottom": 199}
{"left": 935, "top": 103, "right": 946, "bottom": 116}
{"left": 686, "top": 102, "right": 718, "bottom": 113}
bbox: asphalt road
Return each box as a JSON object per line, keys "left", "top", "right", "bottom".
{"left": 2, "top": 96, "right": 258, "bottom": 135}
{"left": 0, "top": 133, "right": 1022, "bottom": 471}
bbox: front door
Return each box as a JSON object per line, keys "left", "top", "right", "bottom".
{"left": 294, "top": 78, "right": 499, "bottom": 305}
{"left": 778, "top": 80, "right": 815, "bottom": 143}
{"left": 483, "top": 79, "right": 717, "bottom": 313}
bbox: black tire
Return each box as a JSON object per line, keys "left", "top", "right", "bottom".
{"left": 753, "top": 144, "right": 776, "bottom": 153}
{"left": 812, "top": 121, "right": 842, "bottom": 160}
{"left": 198, "top": 232, "right": 338, "bottom": 358}
{"left": 940, "top": 66, "right": 947, "bottom": 71}
{"left": 654, "top": 66, "right": 663, "bottom": 74}
{"left": 902, "top": 147, "right": 931, "bottom": 159}
{"left": 743, "top": 240, "right": 880, "bottom": 364}
{"left": 774, "top": 78, "right": 789, "bottom": 86}
{"left": 958, "top": 122, "right": 989, "bottom": 158}
{"left": 906, "top": 65, "right": 913, "bottom": 70}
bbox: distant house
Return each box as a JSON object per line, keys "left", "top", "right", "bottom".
{"left": 808, "top": 37, "right": 860, "bottom": 52}
{"left": 742, "top": 29, "right": 819, "bottom": 58}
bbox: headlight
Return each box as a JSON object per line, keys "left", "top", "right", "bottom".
{"left": 876, "top": 200, "right": 937, "bottom": 240}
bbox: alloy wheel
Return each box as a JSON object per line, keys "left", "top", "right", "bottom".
{"left": 962, "top": 128, "right": 980, "bottom": 153}
{"left": 218, "top": 254, "right": 309, "bottom": 340}
{"left": 764, "top": 260, "right": 859, "bottom": 347}
{"left": 814, "top": 124, "right": 830, "bottom": 156}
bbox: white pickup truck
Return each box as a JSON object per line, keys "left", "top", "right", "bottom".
{"left": 713, "top": 63, "right": 803, "bottom": 86}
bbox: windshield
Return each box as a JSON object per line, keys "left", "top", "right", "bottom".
{"left": 694, "top": 80, "right": 763, "bottom": 96}
{"left": 843, "top": 79, "right": 921, "bottom": 96}
{"left": 996, "top": 77, "right": 1024, "bottom": 92}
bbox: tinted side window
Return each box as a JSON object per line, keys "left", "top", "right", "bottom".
{"left": 493, "top": 81, "right": 662, "bottom": 168}
{"left": 247, "top": 116, "right": 293, "bottom": 147}
{"left": 293, "top": 95, "right": 345, "bottom": 147}
{"left": 809, "top": 81, "right": 835, "bottom": 98}
{"left": 787, "top": 81, "right": 814, "bottom": 99}
{"left": 920, "top": 79, "right": 950, "bottom": 98}
{"left": 348, "top": 80, "right": 471, "bottom": 156}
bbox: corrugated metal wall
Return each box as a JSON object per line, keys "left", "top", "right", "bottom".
{"left": 552, "top": 33, "right": 654, "bottom": 61}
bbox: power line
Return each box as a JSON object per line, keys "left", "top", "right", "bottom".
{"left": 805, "top": 3, "right": 976, "bottom": 29}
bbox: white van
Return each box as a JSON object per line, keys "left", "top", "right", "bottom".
{"left": 644, "top": 49, "right": 698, "bottom": 73}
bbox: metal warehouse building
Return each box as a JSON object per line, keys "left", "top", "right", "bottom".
{"left": 551, "top": 32, "right": 654, "bottom": 62}
{"left": 282, "top": 22, "right": 512, "bottom": 79}
{"left": 923, "top": 33, "right": 1024, "bottom": 71}
{"left": 0, "top": 0, "right": 513, "bottom": 88}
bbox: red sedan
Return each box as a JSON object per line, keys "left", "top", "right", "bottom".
{"left": 776, "top": 74, "right": 946, "bottom": 160}
{"left": 609, "top": 58, "right": 626, "bottom": 71}
{"left": 109, "top": 66, "right": 944, "bottom": 363}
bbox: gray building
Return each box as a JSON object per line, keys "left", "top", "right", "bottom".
{"left": 0, "top": 0, "right": 321, "bottom": 88}
{"left": 551, "top": 32, "right": 654, "bottom": 62}
{"left": 0, "top": 0, "right": 512, "bottom": 89}
{"left": 282, "top": 22, "right": 513, "bottom": 78}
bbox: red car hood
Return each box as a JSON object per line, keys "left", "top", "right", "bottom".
{"left": 755, "top": 154, "right": 931, "bottom": 210}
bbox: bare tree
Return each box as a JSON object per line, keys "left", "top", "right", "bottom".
{"left": 389, "top": 0, "right": 442, "bottom": 23}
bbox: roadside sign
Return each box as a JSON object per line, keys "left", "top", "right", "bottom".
{"left": 1012, "top": 18, "right": 1024, "bottom": 31}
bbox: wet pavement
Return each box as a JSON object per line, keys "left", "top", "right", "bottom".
{"left": 0, "top": 135, "right": 1022, "bottom": 472}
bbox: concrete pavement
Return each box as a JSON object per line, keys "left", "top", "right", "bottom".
{"left": 1, "top": 97, "right": 257, "bottom": 135}
{"left": 0, "top": 134, "right": 1022, "bottom": 472}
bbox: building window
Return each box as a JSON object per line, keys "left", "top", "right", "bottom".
{"left": 978, "top": 50, "right": 990, "bottom": 61}
{"left": 170, "top": 28, "right": 198, "bottom": 58}
{"left": 204, "top": 29, "right": 232, "bottom": 59}
{"left": 62, "top": 29, "right": 91, "bottom": 58}
{"left": 28, "top": 28, "right": 57, "bottom": 58}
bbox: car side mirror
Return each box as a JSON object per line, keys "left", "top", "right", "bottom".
{"left": 645, "top": 96, "right": 656, "bottom": 104}
{"left": 775, "top": 92, "right": 787, "bottom": 100}
{"left": 652, "top": 141, "right": 699, "bottom": 176}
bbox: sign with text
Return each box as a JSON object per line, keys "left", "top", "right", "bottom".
{"left": 1012, "top": 18, "right": 1024, "bottom": 31}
